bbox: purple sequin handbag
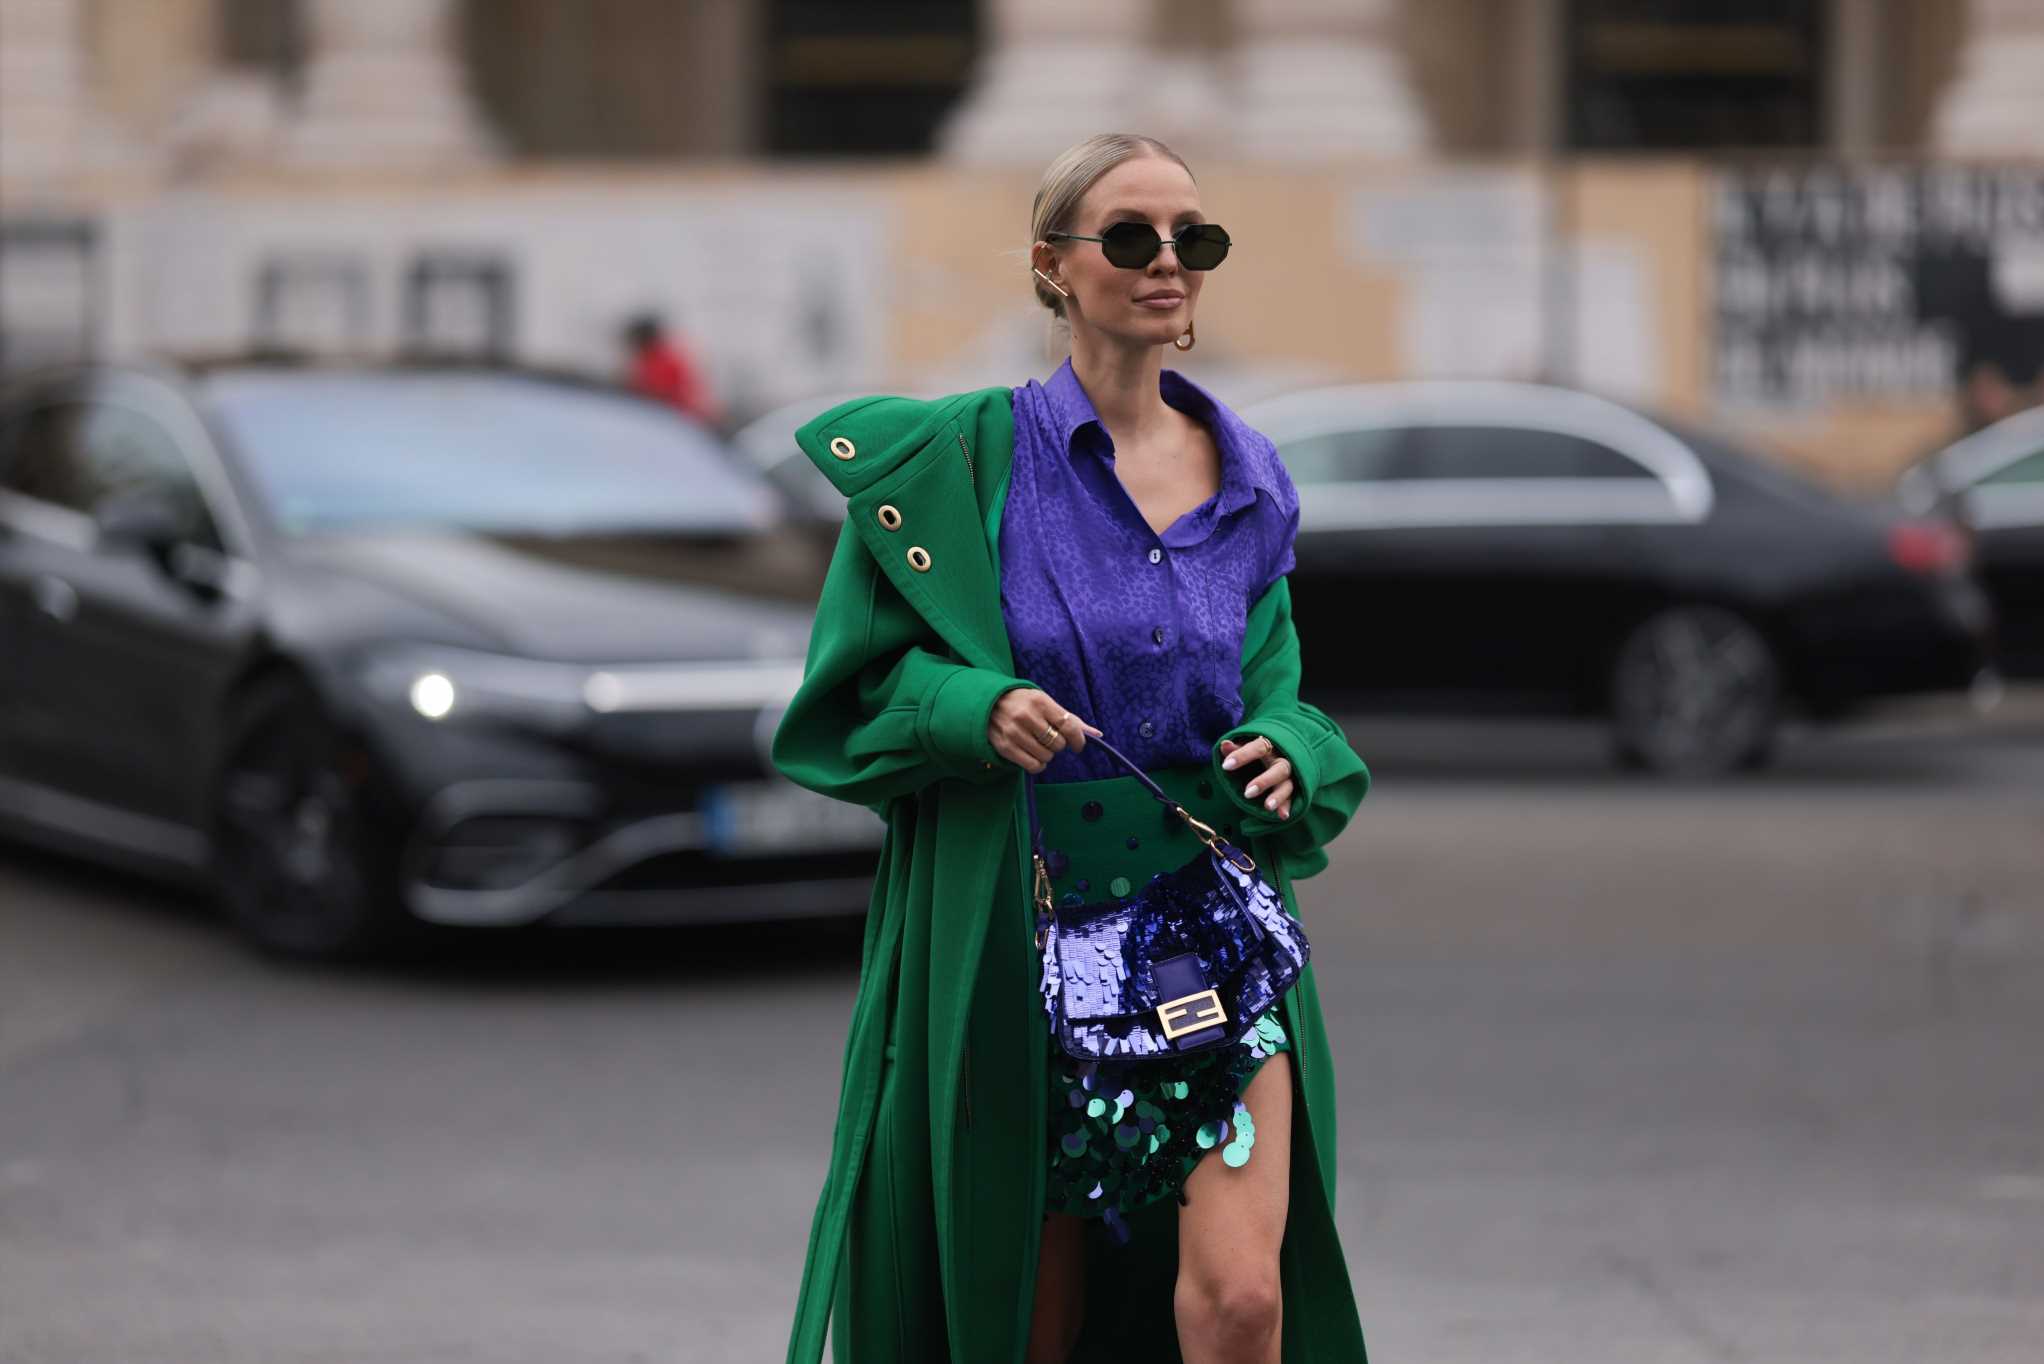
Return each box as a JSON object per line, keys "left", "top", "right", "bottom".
{"left": 1029, "top": 734, "right": 1311, "bottom": 1062}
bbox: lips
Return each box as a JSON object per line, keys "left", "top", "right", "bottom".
{"left": 1134, "top": 293, "right": 1184, "bottom": 307}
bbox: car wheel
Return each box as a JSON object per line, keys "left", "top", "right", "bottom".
{"left": 1609, "top": 605, "right": 1780, "bottom": 777}
{"left": 211, "top": 674, "right": 408, "bottom": 960}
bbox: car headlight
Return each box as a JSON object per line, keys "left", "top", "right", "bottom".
{"left": 356, "top": 644, "right": 807, "bottom": 730}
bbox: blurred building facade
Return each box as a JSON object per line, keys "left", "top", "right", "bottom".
{"left": 4, "top": 0, "right": 2044, "bottom": 482}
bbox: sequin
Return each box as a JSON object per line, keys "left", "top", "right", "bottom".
{"left": 1222, "top": 1142, "right": 1250, "bottom": 1168}
{"left": 1061, "top": 1131, "right": 1088, "bottom": 1158}
{"left": 1086, "top": 1096, "right": 1106, "bottom": 1118}
{"left": 1109, "top": 876, "right": 1132, "bottom": 897}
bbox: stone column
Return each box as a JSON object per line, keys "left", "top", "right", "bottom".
{"left": 0, "top": 0, "right": 98, "bottom": 188}
{"left": 1932, "top": 0, "right": 2044, "bottom": 155}
{"left": 937, "top": 0, "right": 1153, "bottom": 163}
{"left": 1230, "top": 0, "right": 1427, "bottom": 159}
{"left": 282, "top": 0, "right": 497, "bottom": 170}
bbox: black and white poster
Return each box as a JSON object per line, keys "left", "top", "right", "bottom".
{"left": 1715, "top": 165, "right": 2044, "bottom": 420}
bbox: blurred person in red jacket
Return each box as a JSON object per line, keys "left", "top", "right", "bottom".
{"left": 621, "top": 311, "right": 721, "bottom": 427}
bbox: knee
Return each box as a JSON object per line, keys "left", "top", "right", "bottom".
{"left": 1176, "top": 1265, "right": 1281, "bottom": 1351}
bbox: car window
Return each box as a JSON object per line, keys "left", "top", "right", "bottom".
{"left": 1402, "top": 425, "right": 1656, "bottom": 480}
{"left": 0, "top": 399, "right": 221, "bottom": 548}
{"left": 1275, "top": 427, "right": 1409, "bottom": 485}
{"left": 204, "top": 371, "right": 778, "bottom": 536}
{"left": 1978, "top": 449, "right": 2044, "bottom": 486}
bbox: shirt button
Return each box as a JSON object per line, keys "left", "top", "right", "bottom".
{"left": 1138, "top": 719, "right": 1155, "bottom": 738}
{"left": 1147, "top": 547, "right": 1163, "bottom": 564}
{"left": 1151, "top": 626, "right": 1167, "bottom": 645}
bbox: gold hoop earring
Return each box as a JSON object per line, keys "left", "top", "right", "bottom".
{"left": 1174, "top": 320, "right": 1196, "bottom": 351}
{"left": 1033, "top": 267, "right": 1071, "bottom": 300}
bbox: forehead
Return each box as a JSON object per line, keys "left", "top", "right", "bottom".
{"left": 1076, "top": 156, "right": 1201, "bottom": 224}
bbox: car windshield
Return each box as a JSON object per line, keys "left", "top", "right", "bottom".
{"left": 202, "top": 370, "right": 779, "bottom": 535}
{"left": 1649, "top": 412, "right": 1843, "bottom": 510}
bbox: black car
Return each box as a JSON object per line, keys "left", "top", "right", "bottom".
{"left": 0, "top": 360, "right": 881, "bottom": 958}
{"left": 1240, "top": 382, "right": 1994, "bottom": 774}
{"left": 1897, "top": 405, "right": 2044, "bottom": 677}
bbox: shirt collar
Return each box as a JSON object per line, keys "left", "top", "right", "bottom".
{"left": 1040, "top": 356, "right": 1268, "bottom": 522}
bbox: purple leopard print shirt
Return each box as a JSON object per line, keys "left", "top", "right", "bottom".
{"left": 1001, "top": 357, "right": 1300, "bottom": 784}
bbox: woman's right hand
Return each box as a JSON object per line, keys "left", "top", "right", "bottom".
{"left": 990, "top": 689, "right": 1101, "bottom": 773}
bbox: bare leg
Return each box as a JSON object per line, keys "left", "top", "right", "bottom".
{"left": 1174, "top": 1053, "right": 1292, "bottom": 1364}
{"left": 1026, "top": 1212, "right": 1086, "bottom": 1364}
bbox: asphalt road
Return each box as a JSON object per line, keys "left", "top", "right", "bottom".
{"left": 2, "top": 702, "right": 2040, "bottom": 1363}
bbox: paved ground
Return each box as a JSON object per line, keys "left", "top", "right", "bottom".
{"left": 2, "top": 699, "right": 2040, "bottom": 1363}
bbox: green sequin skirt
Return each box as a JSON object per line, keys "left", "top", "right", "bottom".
{"left": 1034, "top": 765, "right": 1292, "bottom": 1236}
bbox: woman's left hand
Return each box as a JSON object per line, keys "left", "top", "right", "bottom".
{"left": 1218, "top": 735, "right": 1293, "bottom": 820}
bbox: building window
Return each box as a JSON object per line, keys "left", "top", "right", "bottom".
{"left": 1564, "top": 0, "right": 1824, "bottom": 151}
{"left": 218, "top": 0, "right": 305, "bottom": 86}
{"left": 765, "top": 0, "right": 978, "bottom": 156}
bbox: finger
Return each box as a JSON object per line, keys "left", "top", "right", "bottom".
{"left": 1219, "top": 734, "right": 1271, "bottom": 771}
{"left": 1006, "top": 725, "right": 1055, "bottom": 769}
{"left": 1000, "top": 741, "right": 1049, "bottom": 773}
{"left": 1260, "top": 777, "right": 1294, "bottom": 815}
{"left": 1242, "top": 757, "right": 1292, "bottom": 799}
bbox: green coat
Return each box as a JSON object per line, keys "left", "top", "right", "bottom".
{"left": 770, "top": 385, "right": 1372, "bottom": 1363}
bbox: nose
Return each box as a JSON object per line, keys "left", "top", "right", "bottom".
{"left": 1147, "top": 242, "right": 1181, "bottom": 275}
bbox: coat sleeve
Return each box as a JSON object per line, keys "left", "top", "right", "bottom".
{"left": 1207, "top": 574, "right": 1369, "bottom": 880}
{"left": 771, "top": 517, "right": 1037, "bottom": 813}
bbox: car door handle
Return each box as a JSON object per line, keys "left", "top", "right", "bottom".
{"left": 30, "top": 575, "right": 78, "bottom": 624}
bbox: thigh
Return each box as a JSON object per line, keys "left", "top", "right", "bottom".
{"left": 1027, "top": 1212, "right": 1086, "bottom": 1362}
{"left": 1176, "top": 1051, "right": 1293, "bottom": 1272}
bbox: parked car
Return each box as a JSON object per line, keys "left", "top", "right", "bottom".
{"left": 1240, "top": 381, "right": 1994, "bottom": 774}
{"left": 1896, "top": 405, "right": 2044, "bottom": 677}
{"left": 0, "top": 359, "right": 879, "bottom": 959}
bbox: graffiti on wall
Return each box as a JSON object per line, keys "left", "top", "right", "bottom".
{"left": 1716, "top": 165, "right": 2044, "bottom": 425}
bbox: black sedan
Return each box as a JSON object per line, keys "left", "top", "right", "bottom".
{"left": 1897, "top": 405, "right": 2044, "bottom": 677}
{"left": 0, "top": 360, "right": 880, "bottom": 958}
{"left": 1240, "top": 382, "right": 1994, "bottom": 774}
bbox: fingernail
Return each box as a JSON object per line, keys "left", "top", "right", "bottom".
{"left": 1220, "top": 755, "right": 1237, "bottom": 770}
{"left": 1264, "top": 796, "right": 1276, "bottom": 810}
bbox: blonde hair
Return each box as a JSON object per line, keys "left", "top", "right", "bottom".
{"left": 1029, "top": 133, "right": 1195, "bottom": 319}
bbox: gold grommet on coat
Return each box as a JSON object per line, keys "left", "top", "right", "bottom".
{"left": 830, "top": 436, "right": 856, "bottom": 461}
{"left": 876, "top": 504, "right": 902, "bottom": 530}
{"left": 906, "top": 546, "right": 932, "bottom": 572}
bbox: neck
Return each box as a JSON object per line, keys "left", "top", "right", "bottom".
{"left": 1067, "top": 330, "right": 1172, "bottom": 446}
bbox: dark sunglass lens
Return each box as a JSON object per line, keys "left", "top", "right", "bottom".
{"left": 1100, "top": 222, "right": 1163, "bottom": 268}
{"left": 1176, "top": 224, "right": 1231, "bottom": 270}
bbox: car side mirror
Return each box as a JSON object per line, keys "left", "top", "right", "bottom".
{"left": 93, "top": 487, "right": 189, "bottom": 552}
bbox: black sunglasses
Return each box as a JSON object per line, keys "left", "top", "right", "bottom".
{"left": 1046, "top": 221, "right": 1232, "bottom": 271}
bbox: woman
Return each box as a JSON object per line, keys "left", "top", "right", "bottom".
{"left": 771, "top": 133, "right": 1371, "bottom": 1364}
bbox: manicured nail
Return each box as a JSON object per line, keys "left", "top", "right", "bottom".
{"left": 1221, "top": 755, "right": 1238, "bottom": 770}
{"left": 1265, "top": 795, "right": 1277, "bottom": 810}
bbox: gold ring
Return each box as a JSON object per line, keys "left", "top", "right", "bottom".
{"left": 1042, "top": 726, "right": 1059, "bottom": 745}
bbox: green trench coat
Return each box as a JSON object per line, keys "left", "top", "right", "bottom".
{"left": 770, "top": 385, "right": 1372, "bottom": 1363}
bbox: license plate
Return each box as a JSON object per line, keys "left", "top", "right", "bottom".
{"left": 700, "top": 781, "right": 883, "bottom": 856}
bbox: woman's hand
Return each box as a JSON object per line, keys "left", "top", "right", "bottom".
{"left": 1219, "top": 735, "right": 1293, "bottom": 820}
{"left": 990, "top": 690, "right": 1101, "bottom": 773}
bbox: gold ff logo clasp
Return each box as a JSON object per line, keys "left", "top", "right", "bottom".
{"left": 1157, "top": 988, "right": 1226, "bottom": 1040}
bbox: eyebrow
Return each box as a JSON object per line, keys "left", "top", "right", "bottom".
{"left": 1095, "top": 207, "right": 1205, "bottom": 226}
